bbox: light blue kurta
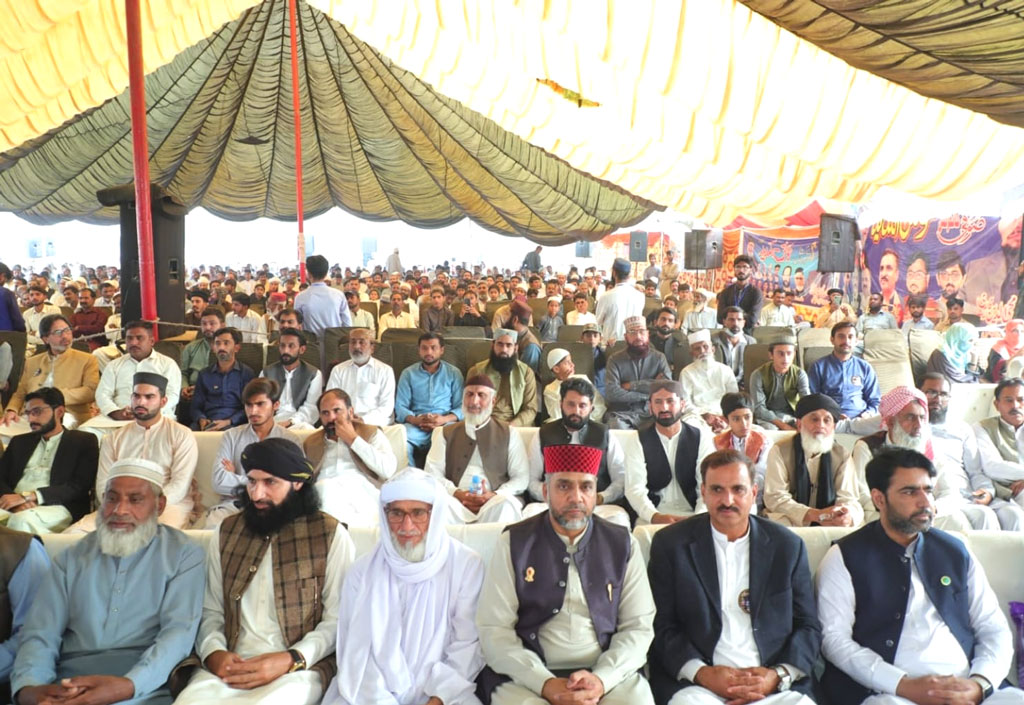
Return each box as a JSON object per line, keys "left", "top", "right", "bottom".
{"left": 395, "top": 360, "right": 465, "bottom": 458}
{"left": 11, "top": 526, "right": 205, "bottom": 704}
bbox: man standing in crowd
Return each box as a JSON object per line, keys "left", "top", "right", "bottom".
{"left": 763, "top": 394, "right": 862, "bottom": 528}
{"left": 477, "top": 443, "right": 656, "bottom": 705}
{"left": 522, "top": 245, "right": 543, "bottom": 273}
{"left": 0, "top": 263, "right": 25, "bottom": 333}
{"left": 679, "top": 329, "right": 738, "bottom": 432}
{"left": 717, "top": 255, "right": 761, "bottom": 334}
{"left": 626, "top": 381, "right": 714, "bottom": 525}
{"left": 596, "top": 258, "right": 645, "bottom": 343}
{"left": 205, "top": 378, "right": 302, "bottom": 529}
{"left": 12, "top": 459, "right": 205, "bottom": 705}
{"left": 466, "top": 330, "right": 538, "bottom": 426}
{"left": 817, "top": 447, "right": 1024, "bottom": 705}
{"left": 325, "top": 468, "right": 485, "bottom": 705}
{"left": 808, "top": 322, "right": 881, "bottom": 434}
{"left": 750, "top": 336, "right": 808, "bottom": 431}
{"left": 424, "top": 376, "right": 528, "bottom": 524}
{"left": 4, "top": 314, "right": 99, "bottom": 428}
{"left": 326, "top": 328, "right": 395, "bottom": 426}
{"left": 191, "top": 327, "right": 256, "bottom": 431}
{"left": 395, "top": 332, "right": 464, "bottom": 467}
{"left": 173, "top": 438, "right": 355, "bottom": 705}
{"left": 606, "top": 316, "right": 672, "bottom": 429}
{"left": 293, "top": 254, "right": 351, "bottom": 336}
{"left": 261, "top": 328, "right": 322, "bottom": 430}
{"left": 0, "top": 388, "right": 97, "bottom": 534}
{"left": 658, "top": 249, "right": 679, "bottom": 299}
{"left": 647, "top": 448, "right": 820, "bottom": 705}
{"left": 303, "top": 389, "right": 398, "bottom": 526}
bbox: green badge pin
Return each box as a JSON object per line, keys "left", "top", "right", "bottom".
{"left": 940, "top": 576, "right": 952, "bottom": 586}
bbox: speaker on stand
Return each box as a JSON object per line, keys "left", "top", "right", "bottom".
{"left": 98, "top": 183, "right": 187, "bottom": 339}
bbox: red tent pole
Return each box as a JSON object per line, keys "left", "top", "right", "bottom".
{"left": 125, "top": 0, "right": 159, "bottom": 330}
{"left": 288, "top": 0, "right": 306, "bottom": 283}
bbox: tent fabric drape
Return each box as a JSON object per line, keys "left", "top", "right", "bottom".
{"left": 738, "top": 0, "right": 1024, "bottom": 130}
{"left": 4, "top": 1, "right": 1024, "bottom": 229}
{"left": 0, "top": 0, "right": 657, "bottom": 242}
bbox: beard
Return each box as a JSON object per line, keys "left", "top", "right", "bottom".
{"left": 279, "top": 352, "right": 298, "bottom": 366}
{"left": 550, "top": 502, "right": 590, "bottom": 531}
{"left": 800, "top": 428, "right": 835, "bottom": 455}
{"left": 98, "top": 510, "right": 159, "bottom": 557}
{"left": 626, "top": 342, "right": 649, "bottom": 358}
{"left": 869, "top": 305, "right": 882, "bottom": 314}
{"left": 655, "top": 326, "right": 672, "bottom": 336}
{"left": 350, "top": 350, "right": 371, "bottom": 365}
{"left": 30, "top": 416, "right": 57, "bottom": 435}
{"left": 490, "top": 350, "right": 517, "bottom": 373}
{"left": 886, "top": 503, "right": 933, "bottom": 536}
{"left": 390, "top": 533, "right": 428, "bottom": 562}
{"left": 655, "top": 410, "right": 683, "bottom": 427}
{"left": 465, "top": 406, "right": 493, "bottom": 428}
{"left": 562, "top": 413, "right": 587, "bottom": 430}
{"left": 239, "top": 486, "right": 308, "bottom": 535}
{"left": 890, "top": 424, "right": 930, "bottom": 453}
{"left": 133, "top": 406, "right": 160, "bottom": 422}
{"left": 929, "top": 405, "right": 947, "bottom": 424}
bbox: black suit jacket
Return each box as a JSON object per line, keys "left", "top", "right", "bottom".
{"left": 716, "top": 283, "right": 763, "bottom": 333}
{"left": 647, "top": 514, "right": 821, "bottom": 705}
{"left": 0, "top": 429, "right": 99, "bottom": 521}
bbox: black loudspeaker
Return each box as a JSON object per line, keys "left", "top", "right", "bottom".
{"left": 575, "top": 240, "right": 592, "bottom": 258}
{"left": 685, "top": 228, "right": 723, "bottom": 270}
{"left": 629, "top": 231, "right": 648, "bottom": 262}
{"left": 98, "top": 183, "right": 187, "bottom": 337}
{"left": 818, "top": 213, "right": 859, "bottom": 273}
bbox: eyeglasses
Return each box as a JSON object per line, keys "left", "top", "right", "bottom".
{"left": 922, "top": 390, "right": 950, "bottom": 399}
{"left": 24, "top": 405, "right": 54, "bottom": 416}
{"left": 48, "top": 327, "right": 72, "bottom": 337}
{"left": 385, "top": 507, "right": 431, "bottom": 524}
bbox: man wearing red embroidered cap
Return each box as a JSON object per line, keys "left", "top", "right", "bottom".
{"left": 477, "top": 443, "right": 655, "bottom": 705}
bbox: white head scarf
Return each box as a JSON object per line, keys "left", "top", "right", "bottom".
{"left": 334, "top": 468, "right": 462, "bottom": 704}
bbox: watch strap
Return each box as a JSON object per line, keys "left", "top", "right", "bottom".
{"left": 970, "top": 674, "right": 994, "bottom": 699}
{"left": 287, "top": 648, "right": 306, "bottom": 672}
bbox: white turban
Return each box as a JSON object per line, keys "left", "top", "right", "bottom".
{"left": 547, "top": 348, "right": 571, "bottom": 370}
{"left": 688, "top": 329, "right": 711, "bottom": 345}
{"left": 107, "top": 458, "right": 164, "bottom": 491}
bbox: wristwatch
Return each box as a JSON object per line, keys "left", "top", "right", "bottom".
{"left": 970, "top": 674, "right": 994, "bottom": 700}
{"left": 20, "top": 491, "right": 35, "bottom": 502}
{"left": 287, "top": 649, "right": 306, "bottom": 673}
{"left": 773, "top": 665, "right": 792, "bottom": 692}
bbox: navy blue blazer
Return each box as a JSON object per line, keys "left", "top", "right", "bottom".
{"left": 647, "top": 514, "right": 821, "bottom": 705}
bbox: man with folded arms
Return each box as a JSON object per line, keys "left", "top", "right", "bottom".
{"left": 12, "top": 458, "right": 205, "bottom": 705}
{"left": 817, "top": 447, "right": 1024, "bottom": 705}
{"left": 325, "top": 468, "right": 485, "bottom": 705}
{"left": 174, "top": 438, "right": 355, "bottom": 705}
{"left": 477, "top": 444, "right": 656, "bottom": 705}
{"left": 648, "top": 448, "right": 820, "bottom": 705}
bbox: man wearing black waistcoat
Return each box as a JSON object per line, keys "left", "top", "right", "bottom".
{"left": 648, "top": 449, "right": 820, "bottom": 705}
{"left": 476, "top": 444, "right": 655, "bottom": 705}
{"left": 817, "top": 447, "right": 1022, "bottom": 705}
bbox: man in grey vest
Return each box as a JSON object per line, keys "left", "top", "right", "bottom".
{"left": 974, "top": 377, "right": 1024, "bottom": 511}
{"left": 0, "top": 526, "right": 49, "bottom": 702}
{"left": 261, "top": 328, "right": 322, "bottom": 430}
{"left": 817, "top": 447, "right": 1023, "bottom": 705}
{"left": 524, "top": 376, "right": 629, "bottom": 527}
{"left": 425, "top": 375, "right": 528, "bottom": 524}
{"left": 477, "top": 443, "right": 655, "bottom": 705}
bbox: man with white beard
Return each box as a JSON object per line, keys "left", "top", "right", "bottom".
{"left": 846, "top": 386, "right": 967, "bottom": 530}
{"left": 324, "top": 469, "right": 485, "bottom": 705}
{"left": 764, "top": 394, "right": 863, "bottom": 527}
{"left": 425, "top": 375, "right": 528, "bottom": 524}
{"left": 924, "top": 375, "right": 1022, "bottom": 530}
{"left": 11, "top": 459, "right": 204, "bottom": 705}
{"left": 678, "top": 329, "right": 738, "bottom": 432}
{"left": 326, "top": 328, "right": 395, "bottom": 426}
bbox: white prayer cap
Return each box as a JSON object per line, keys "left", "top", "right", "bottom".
{"left": 513, "top": 283, "right": 527, "bottom": 292}
{"left": 695, "top": 288, "right": 713, "bottom": 300}
{"left": 380, "top": 467, "right": 438, "bottom": 505}
{"left": 547, "top": 348, "right": 571, "bottom": 370}
{"left": 563, "top": 283, "right": 576, "bottom": 293}
{"left": 688, "top": 329, "right": 711, "bottom": 345}
{"left": 360, "top": 270, "right": 371, "bottom": 278}
{"left": 102, "top": 279, "right": 119, "bottom": 289}
{"left": 493, "top": 327, "right": 516, "bottom": 341}
{"left": 547, "top": 295, "right": 562, "bottom": 304}
{"left": 107, "top": 458, "right": 164, "bottom": 491}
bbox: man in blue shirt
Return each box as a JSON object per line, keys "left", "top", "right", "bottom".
{"left": 191, "top": 327, "right": 256, "bottom": 430}
{"left": 0, "top": 263, "right": 25, "bottom": 333}
{"left": 293, "top": 255, "right": 351, "bottom": 337}
{"left": 394, "top": 332, "right": 464, "bottom": 467}
{"left": 808, "top": 321, "right": 882, "bottom": 434}
{"left": 0, "top": 527, "right": 49, "bottom": 700}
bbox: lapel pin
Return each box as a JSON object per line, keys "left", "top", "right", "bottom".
{"left": 607, "top": 582, "right": 614, "bottom": 602}
{"left": 940, "top": 576, "right": 952, "bottom": 586}
{"left": 525, "top": 566, "right": 535, "bottom": 583}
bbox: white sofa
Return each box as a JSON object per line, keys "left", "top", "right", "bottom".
{"left": 40, "top": 523, "right": 1023, "bottom": 686}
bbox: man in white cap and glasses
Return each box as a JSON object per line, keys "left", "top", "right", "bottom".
{"left": 542, "top": 348, "right": 606, "bottom": 422}
{"left": 684, "top": 289, "right": 718, "bottom": 333}
{"left": 605, "top": 316, "right": 671, "bottom": 430}
{"left": 11, "top": 458, "right": 205, "bottom": 705}
{"left": 678, "top": 329, "right": 738, "bottom": 433}
{"left": 595, "top": 257, "right": 645, "bottom": 343}
{"left": 325, "top": 468, "right": 486, "bottom": 705}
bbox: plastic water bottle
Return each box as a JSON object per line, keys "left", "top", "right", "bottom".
{"left": 469, "top": 475, "right": 483, "bottom": 495}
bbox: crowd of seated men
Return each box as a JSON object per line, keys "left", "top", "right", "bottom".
{"left": 1, "top": 249, "right": 1024, "bottom": 705}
